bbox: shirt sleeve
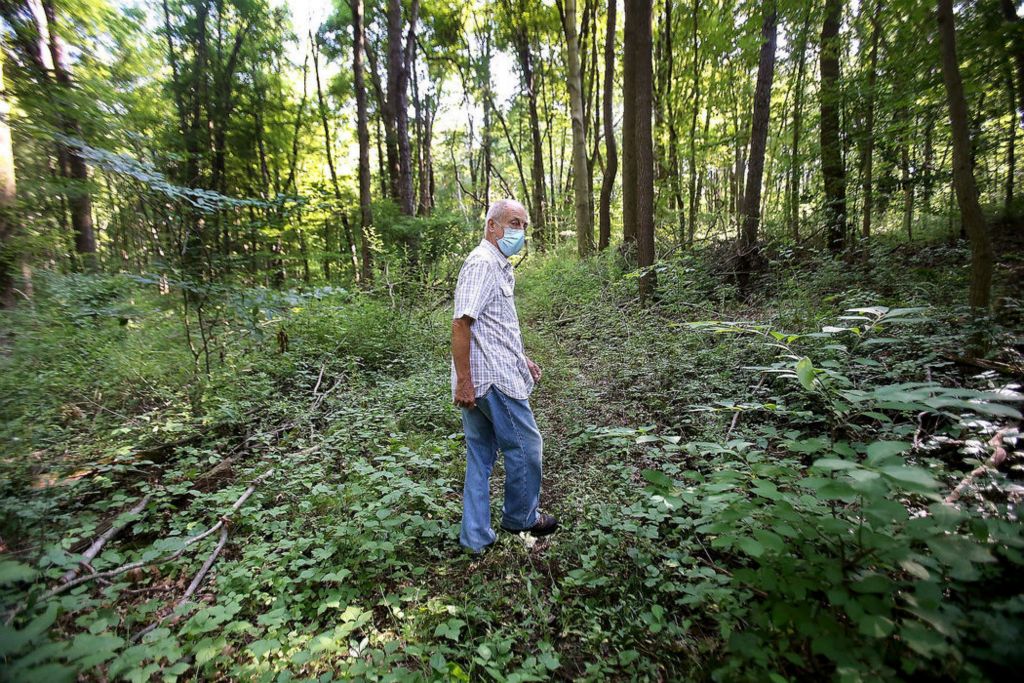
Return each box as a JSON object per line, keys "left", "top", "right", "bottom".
{"left": 453, "top": 259, "right": 495, "bottom": 321}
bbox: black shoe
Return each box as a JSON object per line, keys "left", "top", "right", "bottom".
{"left": 501, "top": 512, "right": 559, "bottom": 537}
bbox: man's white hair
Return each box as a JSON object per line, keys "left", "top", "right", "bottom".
{"left": 483, "top": 198, "right": 523, "bottom": 236}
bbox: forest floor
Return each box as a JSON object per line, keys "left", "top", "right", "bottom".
{"left": 1, "top": 233, "right": 1023, "bottom": 682}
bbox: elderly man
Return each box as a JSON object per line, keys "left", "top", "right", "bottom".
{"left": 451, "top": 198, "right": 558, "bottom": 553}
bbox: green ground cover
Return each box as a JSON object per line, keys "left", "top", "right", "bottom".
{"left": 1, "top": 238, "right": 1022, "bottom": 681}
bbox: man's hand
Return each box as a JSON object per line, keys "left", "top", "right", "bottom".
{"left": 454, "top": 377, "right": 477, "bottom": 410}
{"left": 452, "top": 316, "right": 475, "bottom": 409}
{"left": 526, "top": 357, "right": 542, "bottom": 383}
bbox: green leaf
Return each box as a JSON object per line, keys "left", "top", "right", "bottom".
{"left": 737, "top": 536, "right": 765, "bottom": 558}
{"left": 0, "top": 560, "right": 37, "bottom": 585}
{"left": 879, "top": 465, "right": 939, "bottom": 489}
{"left": 811, "top": 458, "right": 860, "bottom": 471}
{"left": 795, "top": 357, "right": 815, "bottom": 391}
{"left": 641, "top": 469, "right": 673, "bottom": 490}
{"left": 858, "top": 614, "right": 895, "bottom": 638}
{"left": 866, "top": 441, "right": 911, "bottom": 464}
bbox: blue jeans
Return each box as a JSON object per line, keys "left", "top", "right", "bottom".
{"left": 459, "top": 386, "right": 543, "bottom": 552}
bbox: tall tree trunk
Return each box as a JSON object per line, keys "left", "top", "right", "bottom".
{"left": 820, "top": 0, "right": 847, "bottom": 253}
{"left": 738, "top": 1, "right": 778, "bottom": 292}
{"left": 385, "top": 0, "right": 403, "bottom": 201}
{"left": 625, "top": 0, "right": 655, "bottom": 299}
{"left": 686, "top": 0, "right": 701, "bottom": 244}
{"left": 663, "top": 0, "right": 685, "bottom": 244}
{"left": 313, "top": 33, "right": 359, "bottom": 281}
{"left": 922, "top": 106, "right": 935, "bottom": 209}
{"left": 860, "top": 0, "right": 881, "bottom": 240}
{"left": 394, "top": 0, "right": 419, "bottom": 215}
{"left": 1001, "top": 0, "right": 1024, "bottom": 128}
{"left": 560, "top": 0, "right": 594, "bottom": 256}
{"left": 514, "top": 27, "right": 549, "bottom": 250}
{"left": 0, "top": 44, "right": 17, "bottom": 307}
{"left": 352, "top": 0, "right": 374, "bottom": 283}
{"left": 621, "top": 0, "right": 638, "bottom": 253}
{"left": 1007, "top": 65, "right": 1017, "bottom": 212}
{"left": 938, "top": 0, "right": 993, "bottom": 309}
{"left": 34, "top": 0, "right": 95, "bottom": 268}
{"left": 901, "top": 122, "right": 913, "bottom": 241}
{"left": 598, "top": 0, "right": 617, "bottom": 251}
{"left": 787, "top": 4, "right": 811, "bottom": 242}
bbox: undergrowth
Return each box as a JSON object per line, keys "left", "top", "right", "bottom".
{"left": 1, "top": 236, "right": 1021, "bottom": 681}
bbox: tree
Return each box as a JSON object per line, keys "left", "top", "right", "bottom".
{"left": 859, "top": 0, "right": 881, "bottom": 240}
{"left": 938, "top": 0, "right": 993, "bottom": 308}
{"left": 351, "top": 0, "right": 374, "bottom": 283}
{"left": 598, "top": 0, "right": 616, "bottom": 251}
{"left": 820, "top": 0, "right": 846, "bottom": 253}
{"left": 1, "top": 0, "right": 97, "bottom": 268}
{"left": 559, "top": 0, "right": 594, "bottom": 257}
{"left": 503, "top": 0, "right": 549, "bottom": 250}
{"left": 624, "top": 0, "right": 654, "bottom": 299}
{"left": 0, "top": 41, "right": 17, "bottom": 306}
{"left": 787, "top": 3, "right": 812, "bottom": 241}
{"left": 737, "top": 0, "right": 777, "bottom": 292}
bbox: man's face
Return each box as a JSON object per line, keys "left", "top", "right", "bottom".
{"left": 493, "top": 205, "right": 530, "bottom": 239}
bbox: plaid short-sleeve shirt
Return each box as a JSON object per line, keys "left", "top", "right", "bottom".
{"left": 451, "top": 239, "right": 534, "bottom": 401}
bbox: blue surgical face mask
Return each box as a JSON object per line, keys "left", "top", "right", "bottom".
{"left": 498, "top": 227, "right": 526, "bottom": 257}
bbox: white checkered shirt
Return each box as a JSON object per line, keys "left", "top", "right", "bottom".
{"left": 451, "top": 239, "right": 534, "bottom": 401}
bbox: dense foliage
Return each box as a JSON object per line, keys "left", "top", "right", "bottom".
{"left": 2, "top": 0, "right": 1023, "bottom": 680}
{"left": 2, "top": 233, "right": 1022, "bottom": 680}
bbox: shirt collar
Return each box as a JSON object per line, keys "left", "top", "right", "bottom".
{"left": 479, "top": 239, "right": 511, "bottom": 270}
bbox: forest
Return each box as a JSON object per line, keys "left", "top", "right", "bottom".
{"left": 1, "top": 0, "right": 1023, "bottom": 680}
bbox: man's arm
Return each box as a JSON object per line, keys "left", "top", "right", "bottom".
{"left": 452, "top": 315, "right": 476, "bottom": 409}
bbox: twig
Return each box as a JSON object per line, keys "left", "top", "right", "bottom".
{"left": 60, "top": 495, "right": 151, "bottom": 584}
{"left": 4, "top": 470, "right": 273, "bottom": 625}
{"left": 945, "top": 428, "right": 1015, "bottom": 505}
{"left": 132, "top": 526, "right": 229, "bottom": 643}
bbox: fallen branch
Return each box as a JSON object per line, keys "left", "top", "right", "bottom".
{"left": 726, "top": 374, "right": 770, "bottom": 439}
{"left": 4, "top": 469, "right": 273, "bottom": 625}
{"left": 941, "top": 354, "right": 1024, "bottom": 378}
{"left": 945, "top": 428, "right": 1015, "bottom": 505}
{"left": 132, "top": 525, "right": 229, "bottom": 643}
{"left": 60, "top": 494, "right": 151, "bottom": 584}
{"left": 312, "top": 364, "right": 326, "bottom": 396}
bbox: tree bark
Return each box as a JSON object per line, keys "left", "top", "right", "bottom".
{"left": 1007, "top": 65, "right": 1017, "bottom": 212}
{"left": 598, "top": 0, "right": 617, "bottom": 251}
{"left": 621, "top": 0, "right": 638, "bottom": 253}
{"left": 35, "top": 0, "right": 96, "bottom": 267}
{"left": 313, "top": 32, "right": 359, "bottom": 280}
{"left": 395, "top": 0, "right": 419, "bottom": 215}
{"left": 625, "top": 0, "right": 655, "bottom": 299}
{"left": 738, "top": 1, "right": 778, "bottom": 292}
{"left": 506, "top": 1, "right": 549, "bottom": 249}
{"left": 686, "top": 0, "right": 701, "bottom": 243}
{"left": 384, "top": 0, "right": 403, "bottom": 202}
{"left": 820, "top": 0, "right": 847, "bottom": 253}
{"left": 787, "top": 4, "right": 811, "bottom": 242}
{"left": 0, "top": 44, "right": 17, "bottom": 307}
{"left": 938, "top": 0, "right": 993, "bottom": 309}
{"left": 860, "top": 0, "right": 881, "bottom": 240}
{"left": 352, "top": 0, "right": 374, "bottom": 283}
{"left": 1001, "top": 0, "right": 1024, "bottom": 128}
{"left": 560, "top": 0, "right": 594, "bottom": 257}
